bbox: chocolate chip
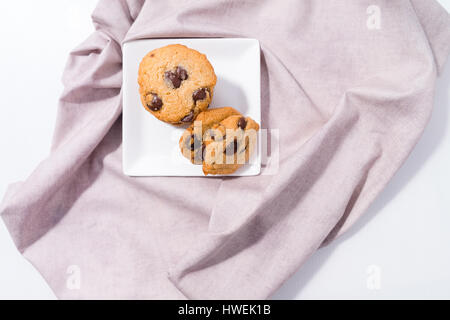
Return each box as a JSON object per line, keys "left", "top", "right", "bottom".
{"left": 206, "top": 129, "right": 217, "bottom": 141}
{"left": 201, "top": 144, "right": 206, "bottom": 161}
{"left": 225, "top": 138, "right": 238, "bottom": 154}
{"left": 185, "top": 136, "right": 192, "bottom": 150}
{"left": 238, "top": 117, "right": 247, "bottom": 130}
{"left": 164, "top": 66, "right": 188, "bottom": 89}
{"left": 192, "top": 135, "right": 202, "bottom": 150}
{"left": 181, "top": 110, "right": 195, "bottom": 123}
{"left": 185, "top": 134, "right": 201, "bottom": 151}
{"left": 147, "top": 94, "right": 162, "bottom": 111}
{"left": 193, "top": 142, "right": 205, "bottom": 163}
{"left": 165, "top": 71, "right": 182, "bottom": 88}
{"left": 193, "top": 88, "right": 207, "bottom": 103}
{"left": 177, "top": 66, "right": 188, "bottom": 80}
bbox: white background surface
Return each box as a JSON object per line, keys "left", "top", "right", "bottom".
{"left": 0, "top": 0, "right": 449, "bottom": 300}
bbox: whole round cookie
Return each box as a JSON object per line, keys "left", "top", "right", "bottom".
{"left": 179, "top": 107, "right": 260, "bottom": 175}
{"left": 138, "top": 44, "right": 217, "bottom": 124}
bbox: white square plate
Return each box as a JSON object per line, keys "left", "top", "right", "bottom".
{"left": 123, "top": 38, "right": 261, "bottom": 176}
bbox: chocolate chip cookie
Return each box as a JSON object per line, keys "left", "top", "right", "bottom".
{"left": 138, "top": 44, "right": 217, "bottom": 124}
{"left": 179, "top": 107, "right": 260, "bottom": 175}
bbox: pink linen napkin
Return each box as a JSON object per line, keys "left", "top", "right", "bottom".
{"left": 1, "top": 0, "right": 449, "bottom": 299}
